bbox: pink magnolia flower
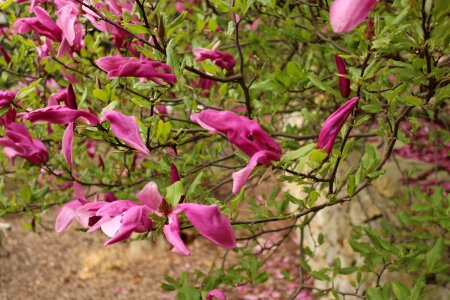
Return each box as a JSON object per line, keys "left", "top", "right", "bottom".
{"left": 191, "top": 109, "right": 282, "bottom": 193}
{"left": 96, "top": 56, "right": 177, "bottom": 85}
{"left": 335, "top": 54, "right": 350, "bottom": 97}
{"left": 23, "top": 105, "right": 99, "bottom": 125}
{"left": 0, "top": 122, "right": 49, "bottom": 164}
{"left": 166, "top": 203, "right": 236, "bottom": 256}
{"left": 14, "top": 6, "right": 62, "bottom": 42}
{"left": 193, "top": 41, "right": 236, "bottom": 70}
{"left": 55, "top": 0, "right": 84, "bottom": 57}
{"left": 47, "top": 84, "right": 78, "bottom": 167}
{"left": 330, "top": 0, "right": 377, "bottom": 33}
{"left": 100, "top": 110, "right": 150, "bottom": 156}
{"left": 0, "top": 90, "right": 17, "bottom": 108}
{"left": 137, "top": 180, "right": 236, "bottom": 256}
{"left": 206, "top": 289, "right": 227, "bottom": 300}
{"left": 56, "top": 184, "right": 152, "bottom": 246}
{"left": 48, "top": 84, "right": 77, "bottom": 109}
{"left": 87, "top": 200, "right": 153, "bottom": 246}
{"left": 317, "top": 97, "right": 359, "bottom": 153}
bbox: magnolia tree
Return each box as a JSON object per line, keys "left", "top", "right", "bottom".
{"left": 0, "top": 0, "right": 448, "bottom": 298}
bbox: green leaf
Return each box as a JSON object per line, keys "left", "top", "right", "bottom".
{"left": 93, "top": 89, "right": 109, "bottom": 101}
{"left": 425, "top": 237, "right": 444, "bottom": 272}
{"left": 165, "top": 181, "right": 185, "bottom": 206}
{"left": 21, "top": 220, "right": 34, "bottom": 232}
{"left": 349, "top": 240, "right": 373, "bottom": 254}
{"left": 16, "top": 79, "right": 42, "bottom": 99}
{"left": 156, "top": 119, "right": 171, "bottom": 143}
{"left": 20, "top": 185, "right": 31, "bottom": 204}
{"left": 310, "top": 271, "right": 330, "bottom": 281}
{"left": 167, "top": 12, "right": 187, "bottom": 37}
{"left": 410, "top": 275, "right": 425, "bottom": 300}
{"left": 100, "top": 100, "right": 119, "bottom": 117}
{"left": 308, "top": 74, "right": 335, "bottom": 94}
{"left": 392, "top": 282, "right": 410, "bottom": 300}
{"left": 230, "top": 187, "right": 245, "bottom": 211}
{"left": 0, "top": 0, "right": 14, "bottom": 9}
{"left": 186, "top": 172, "right": 204, "bottom": 198}
{"left": 177, "top": 284, "right": 200, "bottom": 300}
{"left": 307, "top": 191, "right": 319, "bottom": 207}
{"left": 403, "top": 96, "right": 424, "bottom": 106}
{"left": 309, "top": 149, "right": 328, "bottom": 163}
{"left": 367, "top": 286, "right": 390, "bottom": 300}
{"left": 347, "top": 175, "right": 356, "bottom": 196}
{"left": 281, "top": 143, "right": 316, "bottom": 163}
{"left": 123, "top": 23, "right": 149, "bottom": 34}
{"left": 338, "top": 267, "right": 358, "bottom": 275}
{"left": 361, "top": 103, "right": 382, "bottom": 113}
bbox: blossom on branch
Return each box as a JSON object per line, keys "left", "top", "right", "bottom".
{"left": 330, "top": 0, "right": 377, "bottom": 33}
{"left": 191, "top": 109, "right": 282, "bottom": 193}
{"left": 23, "top": 105, "right": 100, "bottom": 125}
{"left": 335, "top": 54, "right": 351, "bottom": 97}
{"left": 193, "top": 41, "right": 236, "bottom": 70}
{"left": 96, "top": 56, "right": 177, "bottom": 85}
{"left": 14, "top": 6, "right": 62, "bottom": 42}
{"left": 317, "top": 97, "right": 359, "bottom": 153}
{"left": 0, "top": 122, "right": 49, "bottom": 164}
{"left": 137, "top": 177, "right": 236, "bottom": 256}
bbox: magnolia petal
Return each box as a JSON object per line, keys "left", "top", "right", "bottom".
{"left": 95, "top": 200, "right": 136, "bottom": 217}
{"left": 136, "top": 181, "right": 163, "bottom": 210}
{"left": 101, "top": 110, "right": 150, "bottom": 156}
{"left": 62, "top": 122, "right": 74, "bottom": 168}
{"left": 190, "top": 110, "right": 282, "bottom": 158}
{"left": 101, "top": 215, "right": 122, "bottom": 238}
{"left": 178, "top": 203, "right": 236, "bottom": 250}
{"left": 232, "top": 150, "right": 280, "bottom": 193}
{"left": 75, "top": 201, "right": 105, "bottom": 227}
{"left": 86, "top": 215, "right": 112, "bottom": 233}
{"left": 163, "top": 212, "right": 190, "bottom": 256}
{"left": 73, "top": 181, "right": 85, "bottom": 200}
{"left": 55, "top": 199, "right": 84, "bottom": 232}
{"left": 104, "top": 205, "right": 148, "bottom": 246}
{"left": 23, "top": 105, "right": 99, "bottom": 125}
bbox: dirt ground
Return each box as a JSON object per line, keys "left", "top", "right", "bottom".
{"left": 0, "top": 209, "right": 301, "bottom": 300}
